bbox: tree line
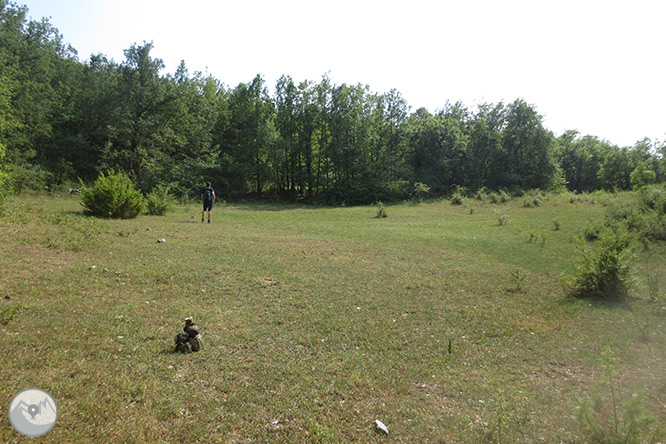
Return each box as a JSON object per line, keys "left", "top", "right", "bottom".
{"left": 1, "top": 1, "right": 664, "bottom": 204}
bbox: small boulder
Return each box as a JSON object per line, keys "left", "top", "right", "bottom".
{"left": 175, "top": 332, "right": 189, "bottom": 345}
{"left": 184, "top": 324, "right": 200, "bottom": 337}
{"left": 189, "top": 334, "right": 202, "bottom": 352}
{"left": 157, "top": 237, "right": 166, "bottom": 243}
{"left": 176, "top": 341, "right": 192, "bottom": 353}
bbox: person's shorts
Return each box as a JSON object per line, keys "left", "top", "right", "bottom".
{"left": 203, "top": 200, "right": 213, "bottom": 211}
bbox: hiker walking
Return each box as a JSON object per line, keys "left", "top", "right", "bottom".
{"left": 201, "top": 182, "right": 216, "bottom": 223}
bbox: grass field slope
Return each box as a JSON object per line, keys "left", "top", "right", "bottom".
{"left": 1, "top": 193, "right": 664, "bottom": 443}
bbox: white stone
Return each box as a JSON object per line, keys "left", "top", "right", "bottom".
{"left": 375, "top": 419, "right": 389, "bottom": 435}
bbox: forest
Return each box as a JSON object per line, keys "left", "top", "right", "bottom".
{"left": 1, "top": 1, "right": 664, "bottom": 204}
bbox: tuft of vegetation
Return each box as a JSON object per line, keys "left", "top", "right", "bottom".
{"left": 571, "top": 230, "right": 633, "bottom": 300}
{"left": 375, "top": 201, "right": 387, "bottom": 218}
{"left": 575, "top": 348, "right": 665, "bottom": 444}
{"left": 509, "top": 269, "right": 526, "bottom": 292}
{"left": 494, "top": 209, "right": 508, "bottom": 226}
{"left": 145, "top": 184, "right": 174, "bottom": 216}
{"left": 80, "top": 171, "right": 145, "bottom": 219}
{"left": 522, "top": 189, "right": 548, "bottom": 208}
{"left": 475, "top": 187, "right": 513, "bottom": 204}
{"left": 450, "top": 185, "right": 467, "bottom": 205}
{"left": 412, "top": 182, "right": 430, "bottom": 201}
{"left": 0, "top": 144, "right": 11, "bottom": 213}
{"left": 0, "top": 303, "right": 20, "bottom": 326}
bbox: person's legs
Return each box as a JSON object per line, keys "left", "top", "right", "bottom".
{"left": 203, "top": 201, "right": 212, "bottom": 223}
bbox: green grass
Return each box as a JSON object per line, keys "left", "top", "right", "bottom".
{"left": 0, "top": 193, "right": 665, "bottom": 443}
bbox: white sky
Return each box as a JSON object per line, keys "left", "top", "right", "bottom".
{"left": 18, "top": 0, "right": 666, "bottom": 147}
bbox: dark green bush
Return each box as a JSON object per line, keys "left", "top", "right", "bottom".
{"left": 80, "top": 171, "right": 144, "bottom": 219}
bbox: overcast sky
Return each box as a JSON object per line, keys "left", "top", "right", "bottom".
{"left": 17, "top": 0, "right": 666, "bottom": 147}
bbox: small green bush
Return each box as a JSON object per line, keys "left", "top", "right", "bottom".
{"left": 603, "top": 188, "right": 666, "bottom": 242}
{"left": 145, "top": 184, "right": 173, "bottom": 216}
{"left": 375, "top": 201, "right": 387, "bottom": 218}
{"left": 523, "top": 189, "right": 547, "bottom": 208}
{"left": 450, "top": 192, "right": 465, "bottom": 205}
{"left": 412, "top": 182, "right": 430, "bottom": 201}
{"left": 494, "top": 209, "right": 508, "bottom": 226}
{"left": 0, "top": 170, "right": 10, "bottom": 213}
{"left": 475, "top": 187, "right": 512, "bottom": 204}
{"left": 0, "top": 304, "right": 20, "bottom": 326}
{"left": 80, "top": 171, "right": 144, "bottom": 219}
{"left": 575, "top": 348, "right": 665, "bottom": 444}
{"left": 571, "top": 230, "right": 633, "bottom": 300}
{"left": 450, "top": 185, "right": 467, "bottom": 205}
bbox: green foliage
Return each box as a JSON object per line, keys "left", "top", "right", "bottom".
{"left": 5, "top": 163, "right": 49, "bottom": 193}
{"left": 522, "top": 189, "right": 549, "bottom": 208}
{"left": 1, "top": 1, "right": 665, "bottom": 205}
{"left": 80, "top": 171, "right": 144, "bottom": 219}
{"left": 476, "top": 188, "right": 512, "bottom": 204}
{"left": 412, "top": 181, "right": 430, "bottom": 201}
{"left": 494, "top": 209, "right": 508, "bottom": 226}
{"left": 571, "top": 230, "right": 633, "bottom": 300}
{"left": 450, "top": 185, "right": 467, "bottom": 205}
{"left": 509, "top": 269, "right": 526, "bottom": 291}
{"left": 450, "top": 192, "right": 465, "bottom": 205}
{"left": 145, "top": 184, "right": 174, "bottom": 216}
{"left": 375, "top": 201, "right": 387, "bottom": 218}
{"left": 0, "top": 303, "right": 20, "bottom": 326}
{"left": 486, "top": 387, "right": 531, "bottom": 444}
{"left": 603, "top": 187, "right": 666, "bottom": 242}
{"left": 575, "top": 348, "right": 665, "bottom": 444}
{"left": 0, "top": 143, "right": 10, "bottom": 211}
{"left": 630, "top": 163, "right": 656, "bottom": 190}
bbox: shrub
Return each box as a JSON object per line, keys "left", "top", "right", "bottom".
{"left": 412, "top": 182, "right": 430, "bottom": 201}
{"left": 145, "top": 184, "right": 173, "bottom": 216}
{"left": 571, "top": 230, "right": 633, "bottom": 300}
{"left": 575, "top": 348, "right": 665, "bottom": 444}
{"left": 80, "top": 171, "right": 144, "bottom": 219}
{"left": 450, "top": 192, "right": 465, "bottom": 205}
{"left": 6, "top": 163, "right": 49, "bottom": 193}
{"left": 0, "top": 169, "right": 10, "bottom": 213}
{"left": 604, "top": 187, "right": 666, "bottom": 242}
{"left": 494, "top": 209, "right": 508, "bottom": 226}
{"left": 450, "top": 185, "right": 467, "bottom": 205}
{"left": 375, "top": 201, "right": 387, "bottom": 218}
{"left": 522, "top": 189, "right": 547, "bottom": 208}
{"left": 475, "top": 188, "right": 512, "bottom": 204}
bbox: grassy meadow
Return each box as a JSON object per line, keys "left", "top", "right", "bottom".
{"left": 0, "top": 193, "right": 665, "bottom": 443}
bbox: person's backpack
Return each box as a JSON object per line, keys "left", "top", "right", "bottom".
{"left": 203, "top": 188, "right": 213, "bottom": 202}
